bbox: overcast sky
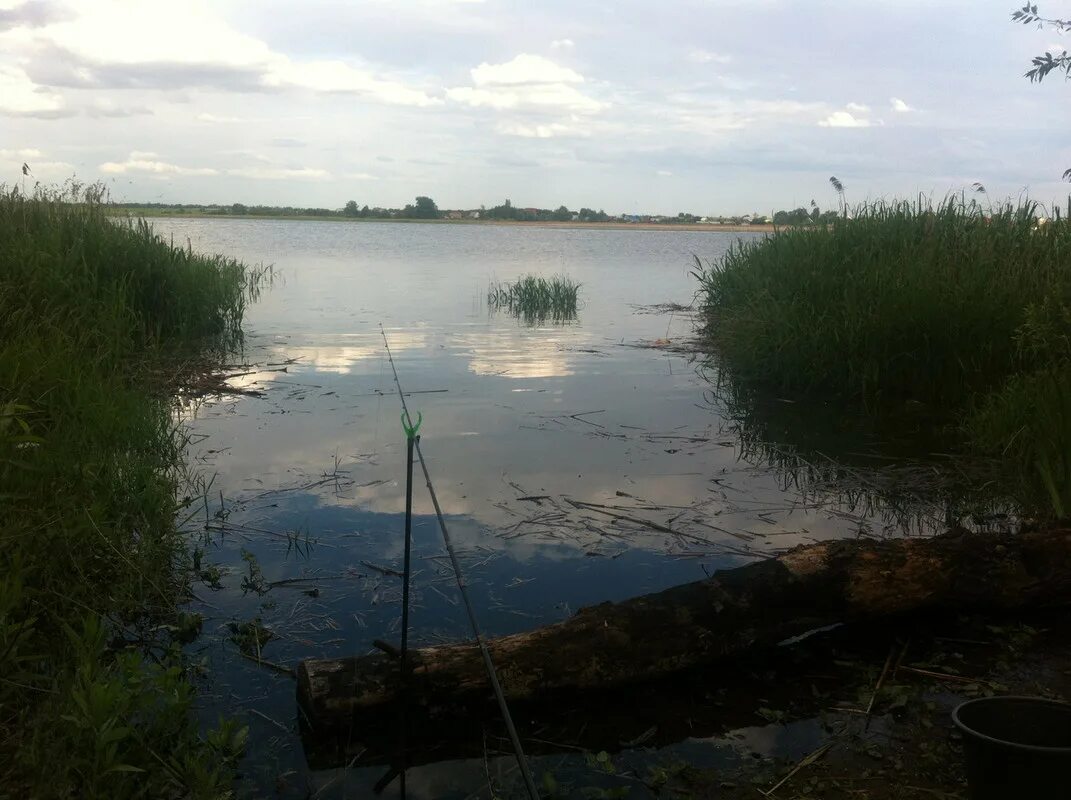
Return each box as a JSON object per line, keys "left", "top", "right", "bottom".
{"left": 1, "top": 0, "right": 1068, "bottom": 214}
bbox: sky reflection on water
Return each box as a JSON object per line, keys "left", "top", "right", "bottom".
{"left": 157, "top": 219, "right": 927, "bottom": 797}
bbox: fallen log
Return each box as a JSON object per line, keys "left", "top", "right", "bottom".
{"left": 298, "top": 527, "right": 1071, "bottom": 733}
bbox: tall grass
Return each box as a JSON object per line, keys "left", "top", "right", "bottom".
{"left": 697, "top": 198, "right": 1071, "bottom": 407}
{"left": 487, "top": 274, "right": 581, "bottom": 324}
{"left": 0, "top": 184, "right": 258, "bottom": 796}
{"left": 695, "top": 197, "right": 1071, "bottom": 517}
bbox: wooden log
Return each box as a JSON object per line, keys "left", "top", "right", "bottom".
{"left": 297, "top": 527, "right": 1071, "bottom": 732}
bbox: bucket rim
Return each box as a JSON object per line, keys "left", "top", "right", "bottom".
{"left": 952, "top": 696, "right": 1071, "bottom": 755}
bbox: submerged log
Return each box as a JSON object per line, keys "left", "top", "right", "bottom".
{"left": 298, "top": 527, "right": 1071, "bottom": 732}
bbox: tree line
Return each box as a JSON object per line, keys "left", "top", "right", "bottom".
{"left": 771, "top": 205, "right": 841, "bottom": 226}
{"left": 112, "top": 197, "right": 785, "bottom": 224}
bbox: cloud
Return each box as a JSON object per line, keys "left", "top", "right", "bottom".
{"left": 98, "top": 153, "right": 329, "bottom": 180}
{"left": 263, "top": 59, "right": 441, "bottom": 106}
{"left": 0, "top": 0, "right": 70, "bottom": 31}
{"left": 226, "top": 166, "right": 329, "bottom": 180}
{"left": 196, "top": 112, "right": 242, "bottom": 123}
{"left": 99, "top": 152, "right": 219, "bottom": 175}
{"left": 845, "top": 102, "right": 869, "bottom": 113}
{"left": 448, "top": 83, "right": 605, "bottom": 113}
{"left": 11, "top": 2, "right": 440, "bottom": 106}
{"left": 890, "top": 97, "right": 913, "bottom": 112}
{"left": 345, "top": 172, "right": 379, "bottom": 180}
{"left": 495, "top": 120, "right": 587, "bottom": 138}
{"left": 550, "top": 38, "right": 574, "bottom": 50}
{"left": 688, "top": 49, "right": 732, "bottom": 64}
{"left": 656, "top": 169, "right": 673, "bottom": 176}
{"left": 672, "top": 98, "right": 827, "bottom": 132}
{"left": 471, "top": 54, "right": 583, "bottom": 86}
{"left": 0, "top": 65, "right": 68, "bottom": 116}
{"left": 271, "top": 137, "right": 306, "bottom": 148}
{"left": 0, "top": 148, "right": 43, "bottom": 159}
{"left": 448, "top": 55, "right": 604, "bottom": 115}
{"left": 819, "top": 110, "right": 871, "bottom": 128}
{"left": 86, "top": 98, "right": 152, "bottom": 118}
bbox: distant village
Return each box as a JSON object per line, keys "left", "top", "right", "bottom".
{"left": 115, "top": 197, "right": 843, "bottom": 226}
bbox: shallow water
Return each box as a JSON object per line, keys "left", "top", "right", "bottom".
{"left": 156, "top": 219, "right": 931, "bottom": 797}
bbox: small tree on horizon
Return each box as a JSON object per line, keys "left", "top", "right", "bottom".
{"left": 401, "top": 196, "right": 440, "bottom": 219}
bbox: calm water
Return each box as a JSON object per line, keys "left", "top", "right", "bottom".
{"left": 156, "top": 219, "right": 918, "bottom": 798}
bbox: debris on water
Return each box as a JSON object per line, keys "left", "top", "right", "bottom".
{"left": 361, "top": 560, "right": 404, "bottom": 578}
{"left": 629, "top": 302, "right": 695, "bottom": 314}
{"left": 228, "top": 617, "right": 275, "bottom": 655}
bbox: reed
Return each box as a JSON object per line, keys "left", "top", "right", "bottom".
{"left": 695, "top": 197, "right": 1071, "bottom": 517}
{"left": 487, "top": 274, "right": 581, "bottom": 323}
{"left": 0, "top": 184, "right": 259, "bottom": 795}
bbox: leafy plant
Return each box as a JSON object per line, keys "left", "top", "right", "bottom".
{"left": 696, "top": 196, "right": 1071, "bottom": 517}
{"left": 487, "top": 274, "right": 581, "bottom": 324}
{"left": 0, "top": 183, "right": 261, "bottom": 794}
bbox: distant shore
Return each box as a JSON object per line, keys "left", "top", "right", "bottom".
{"left": 114, "top": 208, "right": 774, "bottom": 234}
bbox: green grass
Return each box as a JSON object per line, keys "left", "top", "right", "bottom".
{"left": 695, "top": 197, "right": 1071, "bottom": 517}
{"left": 487, "top": 274, "right": 581, "bottom": 324}
{"left": 0, "top": 184, "right": 260, "bottom": 796}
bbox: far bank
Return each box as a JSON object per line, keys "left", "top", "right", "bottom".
{"left": 113, "top": 208, "right": 775, "bottom": 234}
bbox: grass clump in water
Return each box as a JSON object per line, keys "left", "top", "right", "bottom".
{"left": 488, "top": 274, "right": 581, "bottom": 324}
{"left": 0, "top": 183, "right": 259, "bottom": 796}
{"left": 695, "top": 197, "right": 1071, "bottom": 517}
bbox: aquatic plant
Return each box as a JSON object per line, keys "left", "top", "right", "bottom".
{"left": 487, "top": 274, "right": 581, "bottom": 324}
{"left": 695, "top": 197, "right": 1071, "bottom": 517}
{"left": 0, "top": 184, "right": 260, "bottom": 794}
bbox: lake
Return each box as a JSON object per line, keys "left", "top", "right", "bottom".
{"left": 155, "top": 218, "right": 933, "bottom": 798}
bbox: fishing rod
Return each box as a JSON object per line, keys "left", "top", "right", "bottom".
{"left": 378, "top": 324, "right": 540, "bottom": 800}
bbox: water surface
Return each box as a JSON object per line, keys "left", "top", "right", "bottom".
{"left": 159, "top": 219, "right": 918, "bottom": 797}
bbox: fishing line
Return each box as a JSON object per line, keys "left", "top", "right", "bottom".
{"left": 378, "top": 324, "right": 540, "bottom": 800}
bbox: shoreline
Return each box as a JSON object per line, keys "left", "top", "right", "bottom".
{"left": 113, "top": 210, "right": 774, "bottom": 234}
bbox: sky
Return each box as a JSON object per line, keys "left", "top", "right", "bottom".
{"left": 0, "top": 0, "right": 1068, "bottom": 215}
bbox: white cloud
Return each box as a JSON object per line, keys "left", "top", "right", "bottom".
{"left": 890, "top": 97, "right": 913, "bottom": 112}
{"left": 7, "top": 1, "right": 439, "bottom": 107}
{"left": 448, "top": 83, "right": 605, "bottom": 113}
{"left": 448, "top": 55, "right": 604, "bottom": 115}
{"left": 471, "top": 54, "right": 583, "bottom": 86}
{"left": 31, "top": 1, "right": 272, "bottom": 68}
{"left": 0, "top": 65, "right": 66, "bottom": 116}
{"left": 345, "top": 172, "right": 379, "bottom": 180}
{"left": 0, "top": 148, "right": 43, "bottom": 159}
{"left": 264, "top": 59, "right": 441, "bottom": 106}
{"left": 86, "top": 98, "right": 151, "bottom": 118}
{"left": 672, "top": 98, "right": 827, "bottom": 132}
{"left": 100, "top": 153, "right": 219, "bottom": 175}
{"left": 656, "top": 169, "right": 673, "bottom": 176}
{"left": 845, "top": 102, "right": 869, "bottom": 113}
{"left": 196, "top": 112, "right": 243, "bottom": 123}
{"left": 495, "top": 121, "right": 586, "bottom": 138}
{"left": 688, "top": 49, "right": 732, "bottom": 64}
{"left": 819, "top": 110, "right": 871, "bottom": 128}
{"left": 550, "top": 38, "right": 575, "bottom": 50}
{"left": 226, "top": 166, "right": 329, "bottom": 180}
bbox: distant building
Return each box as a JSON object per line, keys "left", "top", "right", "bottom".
{"left": 445, "top": 211, "right": 463, "bottom": 220}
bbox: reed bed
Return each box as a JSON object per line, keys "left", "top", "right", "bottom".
{"left": 487, "top": 274, "right": 581, "bottom": 323}
{"left": 695, "top": 198, "right": 1071, "bottom": 517}
{"left": 0, "top": 185, "right": 258, "bottom": 795}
